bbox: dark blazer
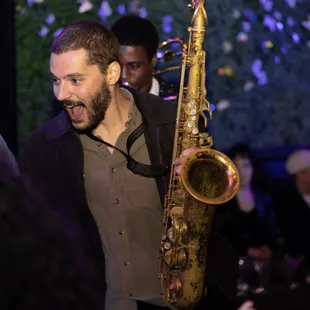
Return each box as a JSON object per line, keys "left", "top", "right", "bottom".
{"left": 157, "top": 76, "right": 178, "bottom": 101}
{"left": 274, "top": 183, "right": 310, "bottom": 260}
{"left": 0, "top": 179, "right": 107, "bottom": 309}
{"left": 221, "top": 188, "right": 279, "bottom": 256}
{"left": 20, "top": 89, "right": 238, "bottom": 309}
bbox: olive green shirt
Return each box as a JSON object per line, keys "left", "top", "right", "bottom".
{"left": 80, "top": 89, "right": 168, "bottom": 310}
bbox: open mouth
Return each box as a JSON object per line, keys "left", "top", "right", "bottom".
{"left": 63, "top": 102, "right": 85, "bottom": 109}
{"left": 63, "top": 102, "right": 86, "bottom": 121}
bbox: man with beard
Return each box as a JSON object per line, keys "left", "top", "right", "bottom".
{"left": 111, "top": 15, "right": 177, "bottom": 100}
{"left": 20, "top": 20, "right": 238, "bottom": 310}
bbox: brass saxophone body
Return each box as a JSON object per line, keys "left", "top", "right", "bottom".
{"left": 158, "top": 1, "right": 240, "bottom": 309}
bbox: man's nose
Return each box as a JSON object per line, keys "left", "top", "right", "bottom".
{"left": 121, "top": 67, "right": 130, "bottom": 83}
{"left": 54, "top": 83, "right": 71, "bottom": 102}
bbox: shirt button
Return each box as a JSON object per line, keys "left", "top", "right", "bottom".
{"left": 111, "top": 167, "right": 116, "bottom": 173}
{"left": 96, "top": 142, "right": 101, "bottom": 146}
{"left": 124, "top": 261, "right": 130, "bottom": 266}
{"left": 119, "top": 231, "right": 125, "bottom": 235}
{"left": 115, "top": 198, "right": 120, "bottom": 204}
{"left": 128, "top": 292, "right": 133, "bottom": 297}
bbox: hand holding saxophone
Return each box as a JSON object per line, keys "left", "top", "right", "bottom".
{"left": 175, "top": 147, "right": 198, "bottom": 175}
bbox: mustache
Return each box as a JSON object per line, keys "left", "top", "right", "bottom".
{"left": 62, "top": 100, "right": 85, "bottom": 109}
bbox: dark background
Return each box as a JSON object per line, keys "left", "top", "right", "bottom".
{"left": 0, "top": 0, "right": 17, "bottom": 154}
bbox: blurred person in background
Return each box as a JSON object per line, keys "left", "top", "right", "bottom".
{"left": 274, "top": 149, "right": 310, "bottom": 284}
{"left": 111, "top": 15, "right": 177, "bottom": 100}
{"left": 0, "top": 159, "right": 104, "bottom": 309}
{"left": 222, "top": 144, "right": 293, "bottom": 291}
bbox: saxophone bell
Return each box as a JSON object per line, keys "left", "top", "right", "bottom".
{"left": 181, "top": 148, "right": 239, "bottom": 205}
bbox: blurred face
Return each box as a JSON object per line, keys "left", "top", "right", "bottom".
{"left": 234, "top": 156, "right": 254, "bottom": 187}
{"left": 119, "top": 45, "right": 153, "bottom": 93}
{"left": 296, "top": 167, "right": 310, "bottom": 194}
{"left": 50, "top": 49, "right": 111, "bottom": 132}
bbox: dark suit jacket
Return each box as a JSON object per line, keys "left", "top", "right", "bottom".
{"left": 157, "top": 76, "right": 178, "bottom": 101}
{"left": 20, "top": 89, "right": 238, "bottom": 309}
{"left": 274, "top": 182, "right": 310, "bottom": 260}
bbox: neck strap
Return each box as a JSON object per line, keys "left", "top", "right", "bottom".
{"left": 86, "top": 122, "right": 169, "bottom": 178}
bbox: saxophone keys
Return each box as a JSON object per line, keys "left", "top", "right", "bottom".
{"left": 184, "top": 120, "right": 194, "bottom": 132}
{"left": 171, "top": 189, "right": 185, "bottom": 204}
{"left": 167, "top": 277, "right": 182, "bottom": 302}
{"left": 184, "top": 101, "right": 197, "bottom": 116}
{"left": 192, "top": 127, "right": 199, "bottom": 135}
{"left": 181, "top": 137, "right": 190, "bottom": 149}
{"left": 176, "top": 248, "right": 188, "bottom": 267}
{"left": 164, "top": 242, "right": 172, "bottom": 250}
{"left": 168, "top": 228, "right": 175, "bottom": 241}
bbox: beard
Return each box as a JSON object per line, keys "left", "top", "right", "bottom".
{"left": 63, "top": 80, "right": 111, "bottom": 133}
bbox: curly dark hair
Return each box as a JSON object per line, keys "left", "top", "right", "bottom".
{"left": 0, "top": 178, "right": 105, "bottom": 309}
{"left": 111, "top": 15, "right": 159, "bottom": 61}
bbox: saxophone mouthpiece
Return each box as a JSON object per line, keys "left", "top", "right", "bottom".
{"left": 191, "top": 0, "right": 208, "bottom": 28}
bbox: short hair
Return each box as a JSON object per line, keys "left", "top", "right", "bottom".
{"left": 227, "top": 143, "right": 253, "bottom": 161}
{"left": 111, "top": 15, "right": 159, "bottom": 61}
{"left": 52, "top": 20, "right": 120, "bottom": 74}
{"left": 227, "top": 143, "right": 270, "bottom": 190}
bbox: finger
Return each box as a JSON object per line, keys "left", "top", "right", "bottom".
{"left": 175, "top": 157, "right": 183, "bottom": 165}
{"left": 181, "top": 147, "right": 197, "bottom": 158}
{"left": 175, "top": 165, "right": 181, "bottom": 175}
{"left": 238, "top": 300, "right": 255, "bottom": 310}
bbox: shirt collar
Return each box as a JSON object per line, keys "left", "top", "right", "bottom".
{"left": 121, "top": 87, "right": 141, "bottom": 129}
{"left": 149, "top": 77, "right": 160, "bottom": 96}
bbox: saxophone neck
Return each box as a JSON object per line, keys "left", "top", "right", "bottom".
{"left": 190, "top": 0, "right": 208, "bottom": 30}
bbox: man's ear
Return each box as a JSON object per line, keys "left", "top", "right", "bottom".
{"left": 106, "top": 61, "right": 121, "bottom": 85}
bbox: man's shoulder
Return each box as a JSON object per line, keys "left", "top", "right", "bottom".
{"left": 28, "top": 111, "right": 70, "bottom": 143}
{"left": 136, "top": 91, "right": 177, "bottom": 125}
{"left": 157, "top": 77, "right": 178, "bottom": 100}
{"left": 137, "top": 91, "right": 176, "bottom": 106}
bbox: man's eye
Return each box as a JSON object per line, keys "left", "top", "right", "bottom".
{"left": 52, "top": 78, "right": 59, "bottom": 85}
{"left": 129, "top": 64, "right": 140, "bottom": 70}
{"left": 72, "top": 78, "right": 81, "bottom": 84}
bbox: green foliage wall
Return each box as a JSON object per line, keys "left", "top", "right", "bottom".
{"left": 16, "top": 0, "right": 310, "bottom": 150}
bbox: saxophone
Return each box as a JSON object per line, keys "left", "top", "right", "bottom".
{"left": 158, "top": 1, "right": 240, "bottom": 309}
